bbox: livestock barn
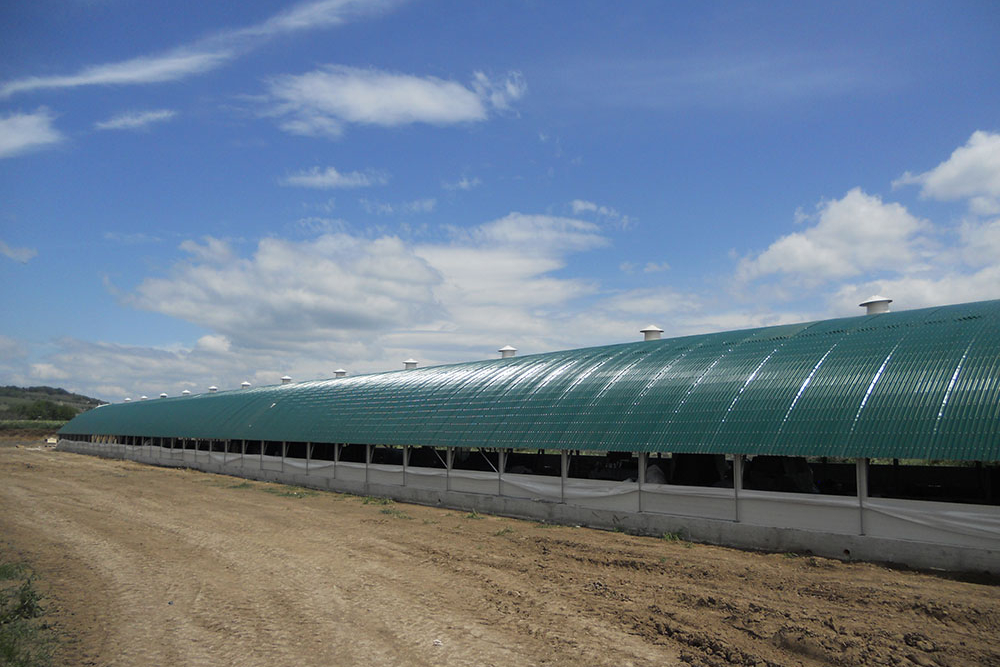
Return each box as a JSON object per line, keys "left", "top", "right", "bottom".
{"left": 59, "top": 298, "right": 1000, "bottom": 572}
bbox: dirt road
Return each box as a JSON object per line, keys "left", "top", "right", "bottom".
{"left": 1, "top": 443, "right": 998, "bottom": 667}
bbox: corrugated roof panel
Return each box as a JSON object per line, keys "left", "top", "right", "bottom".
{"left": 61, "top": 299, "right": 1000, "bottom": 461}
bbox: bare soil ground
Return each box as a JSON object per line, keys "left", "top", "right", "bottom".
{"left": 1, "top": 440, "right": 998, "bottom": 667}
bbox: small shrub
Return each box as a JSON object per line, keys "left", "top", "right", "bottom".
{"left": 661, "top": 531, "right": 684, "bottom": 542}
{"left": 464, "top": 510, "right": 484, "bottom": 520}
{"left": 362, "top": 496, "right": 394, "bottom": 505}
{"left": 380, "top": 507, "right": 411, "bottom": 519}
{"left": 493, "top": 527, "right": 514, "bottom": 537}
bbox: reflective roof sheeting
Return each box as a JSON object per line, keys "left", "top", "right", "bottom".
{"left": 61, "top": 299, "right": 1000, "bottom": 461}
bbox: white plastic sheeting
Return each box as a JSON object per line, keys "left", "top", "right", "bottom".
{"left": 54, "top": 441, "right": 1000, "bottom": 555}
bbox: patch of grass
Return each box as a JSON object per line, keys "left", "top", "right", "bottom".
{"left": 464, "top": 510, "right": 484, "bottom": 520}
{"left": 493, "top": 527, "right": 514, "bottom": 537}
{"left": 361, "top": 496, "right": 394, "bottom": 505}
{"left": 379, "top": 507, "right": 411, "bottom": 519}
{"left": 260, "top": 485, "right": 316, "bottom": 499}
{"left": 661, "top": 531, "right": 684, "bottom": 542}
{"left": 421, "top": 519, "right": 439, "bottom": 525}
{"left": 228, "top": 481, "right": 253, "bottom": 489}
{"left": 533, "top": 521, "right": 557, "bottom": 529}
{"left": 782, "top": 552, "right": 799, "bottom": 559}
{"left": 0, "top": 560, "right": 54, "bottom": 667}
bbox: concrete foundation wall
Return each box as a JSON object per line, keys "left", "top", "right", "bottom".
{"left": 58, "top": 440, "right": 1000, "bottom": 574}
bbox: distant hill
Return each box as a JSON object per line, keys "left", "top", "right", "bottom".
{"left": 0, "top": 385, "right": 106, "bottom": 420}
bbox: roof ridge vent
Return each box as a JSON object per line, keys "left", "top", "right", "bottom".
{"left": 334, "top": 369, "right": 347, "bottom": 378}
{"left": 640, "top": 324, "right": 663, "bottom": 341}
{"left": 181, "top": 390, "right": 191, "bottom": 396}
{"left": 208, "top": 386, "right": 218, "bottom": 393}
{"left": 241, "top": 381, "right": 251, "bottom": 389}
{"left": 859, "top": 295, "right": 892, "bottom": 315}
{"left": 498, "top": 345, "right": 517, "bottom": 358}
{"left": 281, "top": 375, "right": 292, "bottom": 384}
{"left": 403, "top": 358, "right": 418, "bottom": 370}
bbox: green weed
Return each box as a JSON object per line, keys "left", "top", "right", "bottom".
{"left": 380, "top": 507, "right": 411, "bottom": 519}
{"left": 361, "top": 496, "right": 394, "bottom": 505}
{"left": 261, "top": 485, "right": 316, "bottom": 498}
{"left": 0, "top": 561, "right": 54, "bottom": 667}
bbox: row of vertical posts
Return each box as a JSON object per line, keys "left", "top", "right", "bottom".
{"left": 78, "top": 438, "right": 875, "bottom": 534}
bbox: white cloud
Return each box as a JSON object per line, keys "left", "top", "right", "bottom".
{"left": 0, "top": 0, "right": 399, "bottom": 98}
{"left": 281, "top": 166, "right": 386, "bottom": 189}
{"left": 195, "top": 334, "right": 232, "bottom": 354}
{"left": 95, "top": 109, "right": 177, "bottom": 131}
{"left": 829, "top": 265, "right": 1000, "bottom": 315}
{"left": 404, "top": 198, "right": 436, "bottom": 213}
{"left": 0, "top": 239, "right": 38, "bottom": 263}
{"left": 0, "top": 108, "right": 62, "bottom": 158}
{"left": 737, "top": 188, "right": 930, "bottom": 283}
{"left": 471, "top": 71, "right": 527, "bottom": 112}
{"left": 268, "top": 66, "right": 525, "bottom": 137}
{"left": 643, "top": 261, "right": 670, "bottom": 274}
{"left": 442, "top": 176, "right": 482, "bottom": 191}
{"left": 103, "top": 232, "right": 162, "bottom": 244}
{"left": 569, "top": 199, "right": 633, "bottom": 229}
{"left": 895, "top": 131, "right": 1000, "bottom": 213}
{"left": 360, "top": 197, "right": 436, "bottom": 215}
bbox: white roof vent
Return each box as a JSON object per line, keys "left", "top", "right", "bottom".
{"left": 181, "top": 390, "right": 191, "bottom": 396}
{"left": 159, "top": 393, "right": 168, "bottom": 398}
{"left": 403, "top": 358, "right": 418, "bottom": 370}
{"left": 859, "top": 295, "right": 892, "bottom": 315}
{"left": 241, "top": 381, "right": 251, "bottom": 389}
{"left": 334, "top": 369, "right": 347, "bottom": 378}
{"left": 140, "top": 395, "right": 148, "bottom": 401}
{"left": 124, "top": 397, "right": 131, "bottom": 402}
{"left": 640, "top": 324, "right": 663, "bottom": 341}
{"left": 281, "top": 375, "right": 292, "bottom": 385}
{"left": 208, "top": 386, "right": 218, "bottom": 393}
{"left": 498, "top": 345, "right": 517, "bottom": 359}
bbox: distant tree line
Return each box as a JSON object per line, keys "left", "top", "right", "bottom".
{"left": 3, "top": 400, "right": 77, "bottom": 421}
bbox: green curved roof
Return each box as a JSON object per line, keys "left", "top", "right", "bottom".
{"left": 61, "top": 299, "right": 1000, "bottom": 461}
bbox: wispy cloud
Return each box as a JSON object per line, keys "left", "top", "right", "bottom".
{"left": 558, "top": 53, "right": 885, "bottom": 111}
{"left": 0, "top": 0, "right": 402, "bottom": 98}
{"left": 359, "top": 197, "right": 436, "bottom": 215}
{"left": 569, "top": 199, "right": 633, "bottom": 229}
{"left": 96, "top": 109, "right": 177, "bottom": 131}
{"left": 442, "top": 175, "right": 482, "bottom": 191}
{"left": 281, "top": 166, "right": 387, "bottom": 189}
{"left": 0, "top": 239, "right": 38, "bottom": 263}
{"left": 268, "top": 66, "right": 526, "bottom": 137}
{"left": 0, "top": 108, "right": 62, "bottom": 158}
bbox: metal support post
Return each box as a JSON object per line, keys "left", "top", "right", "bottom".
{"left": 733, "top": 454, "right": 744, "bottom": 523}
{"left": 446, "top": 448, "right": 453, "bottom": 492}
{"left": 856, "top": 458, "right": 868, "bottom": 535}
{"left": 637, "top": 452, "right": 646, "bottom": 513}
{"left": 560, "top": 450, "right": 568, "bottom": 503}
{"left": 497, "top": 449, "right": 505, "bottom": 496}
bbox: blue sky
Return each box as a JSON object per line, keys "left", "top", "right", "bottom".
{"left": 1, "top": 0, "right": 999, "bottom": 401}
